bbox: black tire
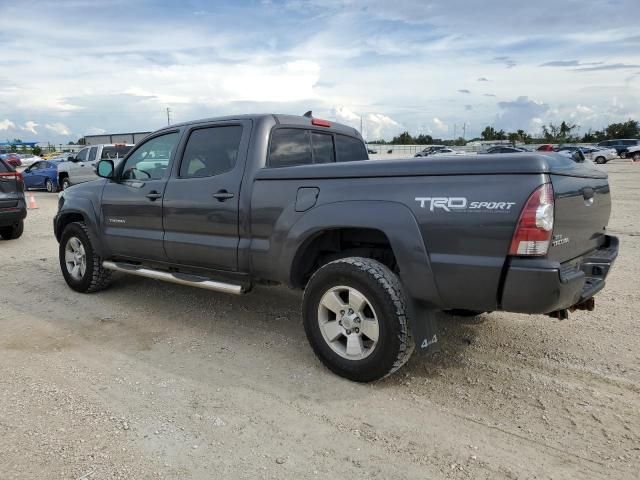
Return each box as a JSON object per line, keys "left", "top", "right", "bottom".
{"left": 620, "top": 151, "right": 627, "bottom": 159}
{"left": 59, "top": 221, "right": 112, "bottom": 293}
{"left": 0, "top": 220, "right": 24, "bottom": 240}
{"left": 595, "top": 156, "right": 606, "bottom": 164}
{"left": 45, "top": 178, "right": 56, "bottom": 192}
{"left": 302, "top": 257, "right": 414, "bottom": 382}
{"left": 61, "top": 177, "right": 71, "bottom": 190}
{"left": 633, "top": 152, "right": 640, "bottom": 162}
{"left": 444, "top": 309, "right": 486, "bottom": 317}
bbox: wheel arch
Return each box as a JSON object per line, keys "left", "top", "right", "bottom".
{"left": 282, "top": 200, "right": 443, "bottom": 307}
{"left": 54, "top": 205, "right": 105, "bottom": 256}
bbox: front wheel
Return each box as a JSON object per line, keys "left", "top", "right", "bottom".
{"left": 61, "top": 177, "right": 71, "bottom": 190}
{"left": 595, "top": 156, "right": 606, "bottom": 164}
{"left": 45, "top": 178, "right": 56, "bottom": 192}
{"left": 59, "top": 222, "right": 112, "bottom": 293}
{"left": 620, "top": 151, "right": 627, "bottom": 159}
{"left": 302, "top": 257, "right": 414, "bottom": 382}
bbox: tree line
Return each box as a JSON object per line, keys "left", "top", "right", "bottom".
{"left": 369, "top": 119, "right": 639, "bottom": 145}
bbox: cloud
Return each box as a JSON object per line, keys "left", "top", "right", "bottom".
{"left": 477, "top": 77, "right": 489, "bottom": 82}
{"left": 458, "top": 89, "right": 471, "bottom": 94}
{"left": 495, "top": 96, "right": 549, "bottom": 132}
{"left": 0, "top": 119, "right": 16, "bottom": 130}
{"left": 21, "top": 121, "right": 38, "bottom": 135}
{"left": 45, "top": 122, "right": 71, "bottom": 136}
{"left": 493, "top": 56, "right": 517, "bottom": 68}
{"left": 575, "top": 63, "right": 640, "bottom": 71}
{"left": 483, "top": 93, "right": 496, "bottom": 97}
{"left": 540, "top": 60, "right": 582, "bottom": 67}
{"left": 331, "top": 106, "right": 402, "bottom": 139}
{"left": 433, "top": 117, "right": 448, "bottom": 133}
{"left": 85, "top": 127, "right": 107, "bottom": 135}
{"left": 465, "top": 105, "right": 473, "bottom": 111}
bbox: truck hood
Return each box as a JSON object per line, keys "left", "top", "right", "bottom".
{"left": 256, "top": 153, "right": 608, "bottom": 180}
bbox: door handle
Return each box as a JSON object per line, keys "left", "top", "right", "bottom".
{"left": 213, "top": 190, "right": 234, "bottom": 201}
{"left": 145, "top": 191, "right": 162, "bottom": 200}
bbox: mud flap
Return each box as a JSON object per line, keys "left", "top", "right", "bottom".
{"left": 408, "top": 299, "right": 440, "bottom": 354}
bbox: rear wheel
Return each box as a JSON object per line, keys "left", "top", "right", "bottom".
{"left": 45, "top": 178, "right": 55, "bottom": 192}
{"left": 302, "top": 257, "right": 414, "bottom": 382}
{"left": 0, "top": 220, "right": 24, "bottom": 240}
{"left": 59, "top": 222, "right": 111, "bottom": 293}
{"left": 61, "top": 176, "right": 71, "bottom": 190}
{"left": 633, "top": 152, "right": 640, "bottom": 162}
{"left": 595, "top": 156, "right": 606, "bottom": 164}
{"left": 620, "top": 151, "right": 627, "bottom": 159}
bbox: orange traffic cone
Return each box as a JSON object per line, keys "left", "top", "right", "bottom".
{"left": 27, "top": 192, "right": 38, "bottom": 209}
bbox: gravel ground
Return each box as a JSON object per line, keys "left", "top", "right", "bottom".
{"left": 0, "top": 159, "right": 638, "bottom": 479}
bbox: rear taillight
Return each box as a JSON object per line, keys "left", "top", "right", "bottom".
{"left": 509, "top": 183, "right": 554, "bottom": 256}
{"left": 0, "top": 171, "right": 24, "bottom": 187}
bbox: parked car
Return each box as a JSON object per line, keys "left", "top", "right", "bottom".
{"left": 597, "top": 139, "right": 640, "bottom": 158}
{"left": 0, "top": 158, "right": 26, "bottom": 239}
{"left": 18, "top": 155, "right": 41, "bottom": 168}
{"left": 53, "top": 113, "right": 618, "bottom": 382}
{"left": 0, "top": 153, "right": 22, "bottom": 168}
{"left": 626, "top": 144, "right": 640, "bottom": 161}
{"left": 57, "top": 144, "right": 133, "bottom": 190}
{"left": 537, "top": 144, "right": 555, "bottom": 152}
{"left": 582, "top": 147, "right": 618, "bottom": 164}
{"left": 431, "top": 148, "right": 468, "bottom": 156}
{"left": 367, "top": 148, "right": 377, "bottom": 154}
{"left": 22, "top": 160, "right": 61, "bottom": 192}
{"left": 485, "top": 146, "right": 528, "bottom": 154}
{"left": 414, "top": 146, "right": 446, "bottom": 157}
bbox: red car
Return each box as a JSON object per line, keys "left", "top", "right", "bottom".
{"left": 536, "top": 144, "right": 554, "bottom": 152}
{"left": 2, "top": 154, "right": 22, "bottom": 168}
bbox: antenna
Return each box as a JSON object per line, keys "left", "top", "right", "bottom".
{"left": 166, "top": 107, "right": 171, "bottom": 125}
{"left": 303, "top": 111, "right": 313, "bottom": 118}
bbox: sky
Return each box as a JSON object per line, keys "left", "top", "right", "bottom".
{"left": 1, "top": 0, "right": 639, "bottom": 143}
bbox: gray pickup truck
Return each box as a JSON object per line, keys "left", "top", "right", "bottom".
{"left": 53, "top": 113, "right": 618, "bottom": 382}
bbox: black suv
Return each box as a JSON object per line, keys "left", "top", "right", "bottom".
{"left": 0, "top": 159, "right": 26, "bottom": 239}
{"left": 597, "top": 139, "right": 640, "bottom": 158}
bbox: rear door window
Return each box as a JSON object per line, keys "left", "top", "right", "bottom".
{"left": 179, "top": 125, "right": 243, "bottom": 178}
{"left": 269, "top": 129, "right": 312, "bottom": 167}
{"left": 335, "top": 134, "right": 368, "bottom": 162}
{"left": 311, "top": 132, "right": 335, "bottom": 164}
{"left": 101, "top": 145, "right": 133, "bottom": 159}
{"left": 88, "top": 147, "right": 98, "bottom": 162}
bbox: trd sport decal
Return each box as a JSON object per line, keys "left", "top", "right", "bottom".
{"left": 415, "top": 197, "right": 516, "bottom": 213}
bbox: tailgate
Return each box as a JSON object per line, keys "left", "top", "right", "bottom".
{"left": 0, "top": 163, "right": 19, "bottom": 208}
{"left": 548, "top": 172, "right": 611, "bottom": 263}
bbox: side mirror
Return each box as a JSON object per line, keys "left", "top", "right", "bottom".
{"left": 97, "top": 159, "right": 115, "bottom": 179}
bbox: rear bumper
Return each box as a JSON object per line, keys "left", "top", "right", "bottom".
{"left": 500, "top": 235, "right": 619, "bottom": 314}
{"left": 0, "top": 202, "right": 27, "bottom": 227}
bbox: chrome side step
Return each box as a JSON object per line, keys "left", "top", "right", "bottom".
{"left": 102, "top": 261, "right": 244, "bottom": 295}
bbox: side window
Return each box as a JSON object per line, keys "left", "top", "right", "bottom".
{"left": 311, "top": 132, "right": 335, "bottom": 164}
{"left": 121, "top": 132, "right": 179, "bottom": 181}
{"left": 623, "top": 140, "right": 635, "bottom": 146}
{"left": 335, "top": 135, "right": 369, "bottom": 162}
{"left": 76, "top": 148, "right": 89, "bottom": 162}
{"left": 269, "top": 129, "right": 311, "bottom": 167}
{"left": 88, "top": 147, "right": 97, "bottom": 162}
{"left": 179, "top": 125, "right": 243, "bottom": 178}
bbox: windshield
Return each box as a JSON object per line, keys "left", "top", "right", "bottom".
{"left": 101, "top": 146, "right": 133, "bottom": 159}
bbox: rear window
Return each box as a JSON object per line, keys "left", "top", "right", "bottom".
{"left": 269, "top": 129, "right": 312, "bottom": 167}
{"left": 311, "top": 132, "right": 335, "bottom": 164}
{"left": 622, "top": 140, "right": 637, "bottom": 146}
{"left": 0, "top": 159, "right": 10, "bottom": 172}
{"left": 101, "top": 145, "right": 133, "bottom": 160}
{"left": 335, "top": 134, "right": 368, "bottom": 162}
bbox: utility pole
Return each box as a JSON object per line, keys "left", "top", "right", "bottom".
{"left": 453, "top": 124, "right": 457, "bottom": 140}
{"left": 360, "top": 116, "right": 363, "bottom": 136}
{"left": 462, "top": 123, "right": 467, "bottom": 140}
{"left": 166, "top": 107, "right": 171, "bottom": 126}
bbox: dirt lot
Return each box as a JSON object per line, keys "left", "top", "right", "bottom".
{"left": 1, "top": 160, "right": 638, "bottom": 479}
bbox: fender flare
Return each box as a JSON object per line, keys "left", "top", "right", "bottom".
{"left": 280, "top": 200, "right": 443, "bottom": 308}
{"left": 54, "top": 201, "right": 105, "bottom": 257}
